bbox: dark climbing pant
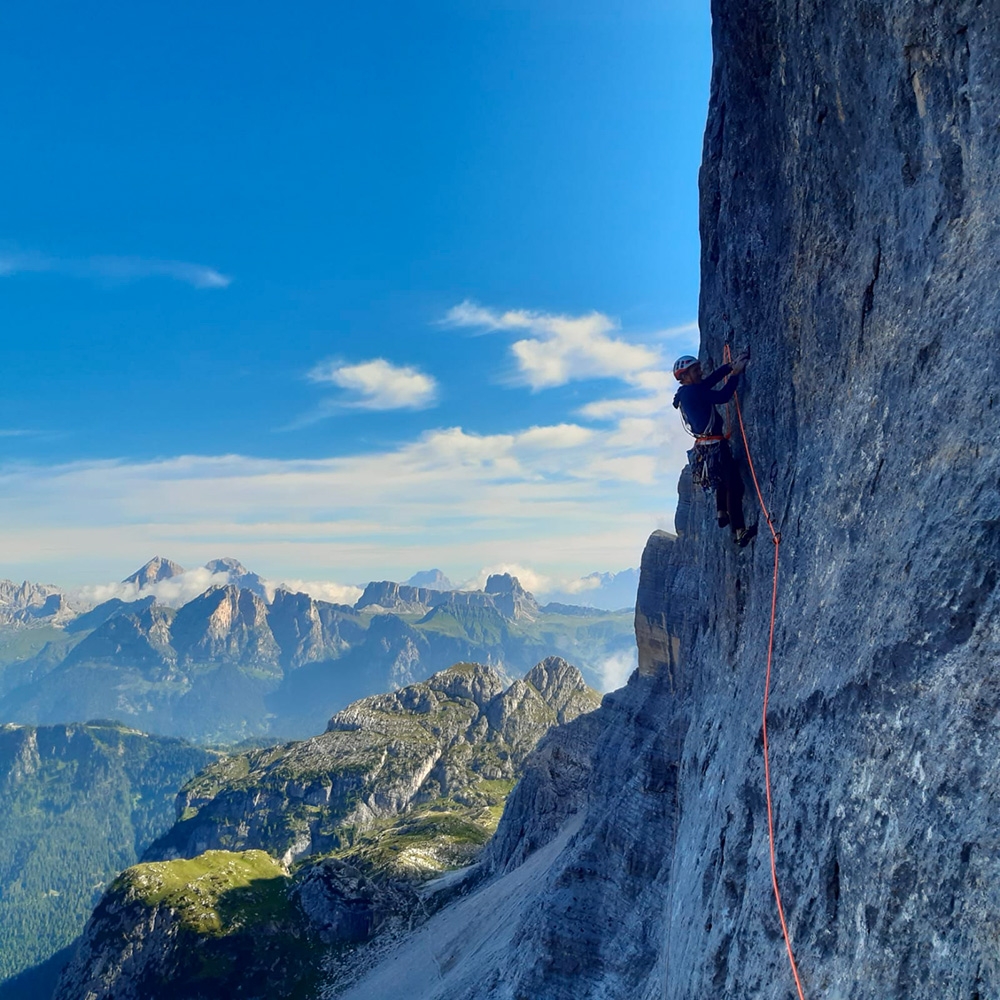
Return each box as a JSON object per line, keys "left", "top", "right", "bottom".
{"left": 697, "top": 441, "right": 746, "bottom": 534}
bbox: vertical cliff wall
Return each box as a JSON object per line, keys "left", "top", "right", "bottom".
{"left": 329, "top": 2, "right": 1000, "bottom": 998}
{"left": 672, "top": 1, "right": 1000, "bottom": 994}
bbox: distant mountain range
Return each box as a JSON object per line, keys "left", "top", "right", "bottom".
{"left": 0, "top": 558, "right": 637, "bottom": 743}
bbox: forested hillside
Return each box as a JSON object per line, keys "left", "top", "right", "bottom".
{"left": 0, "top": 723, "right": 214, "bottom": 991}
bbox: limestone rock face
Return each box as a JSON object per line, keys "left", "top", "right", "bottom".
{"left": 484, "top": 572, "right": 539, "bottom": 620}
{"left": 146, "top": 659, "right": 601, "bottom": 867}
{"left": 354, "top": 574, "right": 539, "bottom": 621}
{"left": 267, "top": 587, "right": 364, "bottom": 668}
{"left": 122, "top": 556, "right": 185, "bottom": 587}
{"left": 0, "top": 579, "right": 70, "bottom": 625}
{"left": 203, "top": 556, "right": 268, "bottom": 597}
{"left": 328, "top": 3, "right": 1000, "bottom": 998}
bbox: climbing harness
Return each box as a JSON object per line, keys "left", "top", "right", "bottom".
{"left": 678, "top": 359, "right": 735, "bottom": 494}
{"left": 722, "top": 343, "right": 807, "bottom": 1000}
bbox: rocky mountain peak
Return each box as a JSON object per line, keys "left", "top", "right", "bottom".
{"left": 203, "top": 557, "right": 249, "bottom": 576}
{"left": 355, "top": 581, "right": 437, "bottom": 614}
{"left": 406, "top": 569, "right": 455, "bottom": 590}
{"left": 425, "top": 661, "right": 506, "bottom": 707}
{"left": 0, "top": 580, "right": 73, "bottom": 626}
{"left": 147, "top": 658, "right": 600, "bottom": 868}
{"left": 203, "top": 557, "right": 268, "bottom": 598}
{"left": 122, "top": 557, "right": 185, "bottom": 587}
{"left": 170, "top": 585, "right": 278, "bottom": 665}
{"left": 524, "top": 656, "right": 596, "bottom": 723}
{"left": 484, "top": 573, "right": 538, "bottom": 621}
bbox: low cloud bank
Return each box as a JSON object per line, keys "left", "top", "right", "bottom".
{"left": 268, "top": 579, "right": 364, "bottom": 606}
{"left": 68, "top": 568, "right": 233, "bottom": 609}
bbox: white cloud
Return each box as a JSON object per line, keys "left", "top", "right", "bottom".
{"left": 444, "top": 300, "right": 658, "bottom": 389}
{"left": 69, "top": 568, "right": 233, "bottom": 609}
{"left": 460, "top": 563, "right": 555, "bottom": 596}
{"left": 596, "top": 649, "right": 638, "bottom": 692}
{"left": 561, "top": 573, "right": 602, "bottom": 595}
{"left": 0, "top": 415, "right": 685, "bottom": 586}
{"left": 307, "top": 358, "right": 438, "bottom": 411}
{"left": 0, "top": 300, "right": 706, "bottom": 588}
{"left": 651, "top": 320, "right": 700, "bottom": 344}
{"left": 512, "top": 424, "right": 594, "bottom": 451}
{"left": 0, "top": 248, "right": 230, "bottom": 289}
{"left": 89, "top": 257, "right": 231, "bottom": 289}
{"left": 442, "top": 301, "right": 702, "bottom": 448}
{"left": 269, "top": 580, "right": 365, "bottom": 606}
{"left": 67, "top": 568, "right": 365, "bottom": 611}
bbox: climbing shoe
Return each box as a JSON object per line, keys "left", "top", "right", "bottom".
{"left": 717, "top": 514, "right": 730, "bottom": 529}
{"left": 735, "top": 525, "right": 758, "bottom": 548}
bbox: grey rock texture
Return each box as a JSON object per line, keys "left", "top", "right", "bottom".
{"left": 328, "top": 2, "right": 1000, "bottom": 998}
{"left": 0, "top": 579, "right": 70, "bottom": 625}
{"left": 121, "top": 556, "right": 184, "bottom": 587}
{"left": 202, "top": 556, "right": 269, "bottom": 597}
{"left": 146, "top": 658, "right": 601, "bottom": 868}
{"left": 292, "top": 857, "right": 419, "bottom": 945}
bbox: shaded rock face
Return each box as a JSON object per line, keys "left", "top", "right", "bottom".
{"left": 354, "top": 581, "right": 488, "bottom": 615}
{"left": 330, "top": 4, "right": 1000, "bottom": 998}
{"left": 292, "top": 858, "right": 419, "bottom": 945}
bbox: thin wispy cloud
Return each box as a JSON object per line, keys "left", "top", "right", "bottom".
{"left": 0, "top": 429, "right": 34, "bottom": 438}
{"left": 0, "top": 414, "right": 689, "bottom": 582}
{"left": 444, "top": 300, "right": 700, "bottom": 427}
{"left": 307, "top": 358, "right": 438, "bottom": 411}
{"left": 0, "top": 248, "right": 230, "bottom": 289}
{"left": 444, "top": 300, "right": 658, "bottom": 389}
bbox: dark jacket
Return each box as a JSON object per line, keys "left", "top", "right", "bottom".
{"left": 673, "top": 363, "right": 740, "bottom": 437}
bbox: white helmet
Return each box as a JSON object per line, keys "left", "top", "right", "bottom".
{"left": 672, "top": 355, "right": 699, "bottom": 379}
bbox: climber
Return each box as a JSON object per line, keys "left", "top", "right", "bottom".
{"left": 672, "top": 350, "right": 757, "bottom": 548}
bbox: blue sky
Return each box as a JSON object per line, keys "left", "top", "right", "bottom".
{"left": 1, "top": 0, "right": 711, "bottom": 592}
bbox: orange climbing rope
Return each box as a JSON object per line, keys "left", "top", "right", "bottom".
{"left": 723, "top": 344, "right": 807, "bottom": 1000}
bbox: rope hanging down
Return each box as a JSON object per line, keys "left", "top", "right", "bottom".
{"left": 722, "top": 344, "right": 807, "bottom": 1000}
